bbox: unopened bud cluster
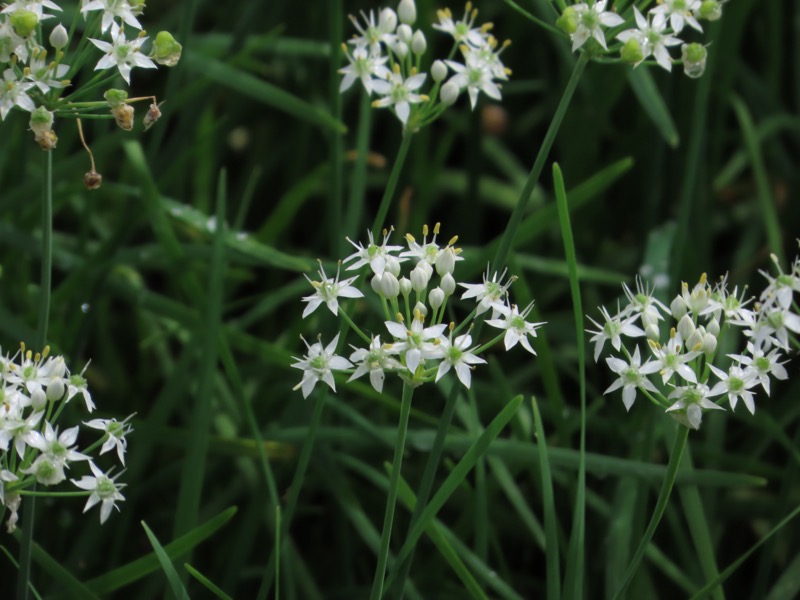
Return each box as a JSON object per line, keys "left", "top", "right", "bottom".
{"left": 0, "top": 344, "right": 134, "bottom": 531}
{"left": 556, "top": 0, "right": 726, "bottom": 78}
{"left": 292, "top": 224, "right": 544, "bottom": 397}
{"left": 589, "top": 249, "right": 800, "bottom": 430}
{"left": 339, "top": 0, "right": 511, "bottom": 128}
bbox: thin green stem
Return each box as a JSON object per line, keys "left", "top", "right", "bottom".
{"left": 17, "top": 148, "right": 53, "bottom": 600}
{"left": 612, "top": 425, "right": 690, "bottom": 600}
{"left": 491, "top": 53, "right": 588, "bottom": 272}
{"left": 369, "top": 382, "right": 415, "bottom": 600}
{"left": 372, "top": 132, "right": 413, "bottom": 237}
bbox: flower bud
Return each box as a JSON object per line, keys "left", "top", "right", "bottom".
{"left": 706, "top": 317, "right": 720, "bottom": 337}
{"left": 10, "top": 10, "right": 37, "bottom": 37}
{"left": 410, "top": 264, "right": 430, "bottom": 292}
{"left": 681, "top": 43, "right": 707, "bottom": 79}
{"left": 620, "top": 38, "right": 644, "bottom": 66}
{"left": 677, "top": 314, "right": 695, "bottom": 341}
{"left": 697, "top": 0, "right": 723, "bottom": 20}
{"left": 371, "top": 273, "right": 384, "bottom": 295}
{"left": 399, "top": 276, "right": 412, "bottom": 297}
{"left": 555, "top": 6, "right": 578, "bottom": 35}
{"left": 381, "top": 272, "right": 400, "bottom": 298}
{"left": 702, "top": 331, "right": 717, "bottom": 355}
{"left": 152, "top": 31, "right": 183, "bottom": 66}
{"left": 385, "top": 255, "right": 401, "bottom": 277}
{"left": 645, "top": 322, "right": 660, "bottom": 342}
{"left": 440, "top": 272, "right": 456, "bottom": 296}
{"left": 435, "top": 246, "right": 456, "bottom": 275}
{"left": 413, "top": 301, "right": 428, "bottom": 317}
{"left": 391, "top": 41, "right": 409, "bottom": 59}
{"left": 641, "top": 312, "right": 659, "bottom": 331}
{"left": 670, "top": 295, "right": 687, "bottom": 320}
{"left": 429, "top": 287, "right": 445, "bottom": 310}
{"left": 46, "top": 378, "right": 64, "bottom": 402}
{"left": 416, "top": 259, "right": 433, "bottom": 278}
{"left": 84, "top": 169, "right": 102, "bottom": 190}
{"left": 397, "top": 24, "right": 413, "bottom": 44}
{"left": 398, "top": 0, "right": 416, "bottom": 25}
{"left": 31, "top": 387, "right": 47, "bottom": 411}
{"left": 686, "top": 328, "right": 704, "bottom": 351}
{"left": 431, "top": 60, "right": 448, "bottom": 82}
{"left": 104, "top": 88, "right": 129, "bottom": 108}
{"left": 440, "top": 80, "right": 459, "bottom": 106}
{"left": 379, "top": 8, "right": 398, "bottom": 33}
{"left": 49, "top": 23, "right": 68, "bottom": 49}
{"left": 411, "top": 30, "right": 426, "bottom": 55}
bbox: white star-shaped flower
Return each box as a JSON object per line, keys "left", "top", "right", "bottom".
{"left": 90, "top": 23, "right": 157, "bottom": 84}
{"left": 301, "top": 262, "right": 364, "bottom": 318}
{"left": 291, "top": 334, "right": 353, "bottom": 399}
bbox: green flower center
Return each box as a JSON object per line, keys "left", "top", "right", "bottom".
{"left": 754, "top": 356, "right": 770, "bottom": 373}
{"left": 310, "top": 356, "right": 327, "bottom": 371}
{"left": 624, "top": 368, "right": 639, "bottom": 384}
{"left": 96, "top": 477, "right": 116, "bottom": 498}
{"left": 447, "top": 347, "right": 463, "bottom": 362}
{"left": 728, "top": 377, "right": 744, "bottom": 392}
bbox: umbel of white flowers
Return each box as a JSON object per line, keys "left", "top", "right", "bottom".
{"left": 293, "top": 224, "right": 544, "bottom": 397}
{"left": 590, "top": 250, "right": 799, "bottom": 430}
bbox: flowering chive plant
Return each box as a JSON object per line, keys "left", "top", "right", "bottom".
{"left": 590, "top": 250, "right": 799, "bottom": 430}
{"left": 0, "top": 344, "right": 134, "bottom": 530}
{"left": 0, "top": 0, "right": 181, "bottom": 182}
{"left": 340, "top": 0, "right": 511, "bottom": 129}
{"left": 555, "top": 0, "right": 727, "bottom": 77}
{"left": 292, "top": 224, "right": 544, "bottom": 397}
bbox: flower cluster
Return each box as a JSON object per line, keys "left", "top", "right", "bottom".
{"left": 590, "top": 251, "right": 799, "bottom": 430}
{"left": 0, "top": 344, "right": 133, "bottom": 530}
{"left": 0, "top": 0, "right": 181, "bottom": 157}
{"left": 340, "top": 0, "right": 510, "bottom": 128}
{"left": 293, "top": 224, "right": 543, "bottom": 397}
{"left": 556, "top": 0, "right": 727, "bottom": 78}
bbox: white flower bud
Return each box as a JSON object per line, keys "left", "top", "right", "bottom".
{"left": 49, "top": 23, "right": 68, "bottom": 49}
{"left": 381, "top": 272, "right": 400, "bottom": 298}
{"left": 440, "top": 272, "right": 456, "bottom": 296}
{"left": 431, "top": 60, "right": 448, "bottom": 82}
{"left": 385, "top": 255, "right": 401, "bottom": 277}
{"left": 399, "top": 277, "right": 412, "bottom": 297}
{"left": 702, "top": 332, "right": 717, "bottom": 355}
{"left": 391, "top": 41, "right": 409, "bottom": 59}
{"left": 706, "top": 317, "right": 720, "bottom": 337}
{"left": 46, "top": 378, "right": 64, "bottom": 401}
{"left": 397, "top": 24, "right": 413, "bottom": 44}
{"left": 411, "top": 30, "right": 426, "bottom": 55}
{"left": 380, "top": 8, "right": 398, "bottom": 33}
{"left": 371, "top": 273, "right": 384, "bottom": 295}
{"left": 642, "top": 312, "right": 659, "bottom": 331}
{"left": 31, "top": 387, "right": 47, "bottom": 411}
{"left": 670, "top": 295, "right": 687, "bottom": 320}
{"left": 645, "top": 323, "right": 660, "bottom": 342}
{"left": 429, "top": 287, "right": 445, "bottom": 310}
{"left": 398, "top": 0, "right": 416, "bottom": 25}
{"left": 414, "top": 301, "right": 428, "bottom": 317}
{"left": 416, "top": 260, "right": 433, "bottom": 279}
{"left": 435, "top": 247, "right": 455, "bottom": 275}
{"left": 677, "top": 314, "right": 695, "bottom": 341}
{"left": 686, "top": 328, "right": 704, "bottom": 351}
{"left": 410, "top": 264, "right": 430, "bottom": 292}
{"left": 440, "top": 80, "right": 460, "bottom": 106}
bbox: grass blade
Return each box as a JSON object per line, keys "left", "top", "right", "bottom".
{"left": 141, "top": 521, "right": 190, "bottom": 600}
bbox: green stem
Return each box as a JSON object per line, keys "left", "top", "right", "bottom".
{"left": 612, "top": 425, "right": 690, "bottom": 600}
{"left": 17, "top": 149, "right": 53, "bottom": 600}
{"left": 491, "top": 53, "right": 588, "bottom": 272}
{"left": 372, "top": 132, "right": 413, "bottom": 237}
{"left": 369, "top": 382, "right": 415, "bottom": 600}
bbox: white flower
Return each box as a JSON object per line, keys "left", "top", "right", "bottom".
{"left": 432, "top": 5, "right": 487, "bottom": 48}
{"left": 445, "top": 42, "right": 505, "bottom": 109}
{"left": 291, "top": 334, "right": 353, "bottom": 398}
{"left": 647, "top": 331, "right": 700, "bottom": 384}
{"left": 708, "top": 364, "right": 758, "bottom": 414}
{"left": 67, "top": 362, "right": 95, "bottom": 412}
{"left": 459, "top": 267, "right": 515, "bottom": 317}
{"left": 384, "top": 315, "right": 446, "bottom": 375}
{"left": 650, "top": 0, "right": 703, "bottom": 34}
{"left": 371, "top": 67, "right": 427, "bottom": 125}
{"left": 603, "top": 346, "right": 660, "bottom": 410}
{"left": 435, "top": 332, "right": 486, "bottom": 388}
{"left": 758, "top": 254, "right": 800, "bottom": 311}
{"left": 620, "top": 277, "right": 669, "bottom": 329}
{"left": 586, "top": 306, "right": 645, "bottom": 362}
{"left": 1, "top": 0, "right": 61, "bottom": 19}
{"left": 729, "top": 343, "right": 788, "bottom": 395}
{"left": 616, "top": 8, "right": 681, "bottom": 71}
{"left": 84, "top": 413, "right": 135, "bottom": 465}
{"left": 569, "top": 0, "right": 625, "bottom": 52}
{"left": 753, "top": 305, "right": 800, "bottom": 351}
{"left": 301, "top": 262, "right": 364, "bottom": 318}
{"left": 339, "top": 43, "right": 391, "bottom": 95}
{"left": 347, "top": 8, "right": 398, "bottom": 57}
{"left": 0, "top": 403, "right": 44, "bottom": 459}
{"left": 700, "top": 280, "right": 754, "bottom": 323}
{"left": 343, "top": 228, "right": 405, "bottom": 275}
{"left": 348, "top": 336, "right": 401, "bottom": 393}
{"left": 81, "top": 0, "right": 143, "bottom": 34}
{"left": 25, "top": 49, "right": 70, "bottom": 93}
{"left": 400, "top": 223, "right": 448, "bottom": 265}
{"left": 71, "top": 461, "right": 126, "bottom": 524}
{"left": 90, "top": 23, "right": 157, "bottom": 85}
{"left": 0, "top": 69, "right": 36, "bottom": 121}
{"left": 485, "top": 302, "right": 544, "bottom": 354}
{"left": 23, "top": 423, "right": 89, "bottom": 485}
{"left": 666, "top": 383, "right": 724, "bottom": 430}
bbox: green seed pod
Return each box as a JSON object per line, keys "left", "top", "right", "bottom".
{"left": 152, "top": 31, "right": 182, "bottom": 67}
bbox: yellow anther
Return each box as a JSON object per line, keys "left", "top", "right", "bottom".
{"left": 422, "top": 224, "right": 429, "bottom": 236}
{"left": 433, "top": 222, "right": 441, "bottom": 235}
{"left": 669, "top": 327, "right": 676, "bottom": 339}
{"left": 406, "top": 233, "right": 416, "bottom": 243}
{"left": 448, "top": 235, "right": 459, "bottom": 246}
{"left": 43, "top": 345, "right": 50, "bottom": 358}
{"left": 699, "top": 272, "right": 707, "bottom": 285}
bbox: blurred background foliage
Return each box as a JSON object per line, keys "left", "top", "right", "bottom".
{"left": 0, "top": 0, "right": 799, "bottom": 598}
